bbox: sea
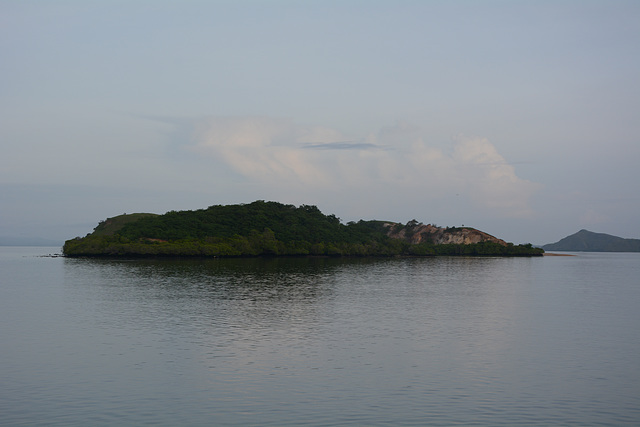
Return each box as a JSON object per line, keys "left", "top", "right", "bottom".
{"left": 1, "top": 246, "right": 639, "bottom": 426}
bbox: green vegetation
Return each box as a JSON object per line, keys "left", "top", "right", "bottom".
{"left": 90, "top": 213, "right": 159, "bottom": 236}
{"left": 63, "top": 201, "right": 543, "bottom": 257}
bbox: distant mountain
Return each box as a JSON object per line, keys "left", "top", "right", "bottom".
{"left": 542, "top": 229, "right": 640, "bottom": 252}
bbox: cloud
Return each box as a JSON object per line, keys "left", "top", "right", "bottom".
{"left": 188, "top": 117, "right": 539, "bottom": 218}
{"left": 301, "top": 142, "right": 381, "bottom": 150}
{"left": 450, "top": 135, "right": 540, "bottom": 217}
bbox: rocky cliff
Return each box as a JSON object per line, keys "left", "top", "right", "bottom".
{"left": 384, "top": 220, "right": 508, "bottom": 246}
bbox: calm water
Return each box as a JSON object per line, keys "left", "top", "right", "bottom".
{"left": 1, "top": 247, "right": 639, "bottom": 426}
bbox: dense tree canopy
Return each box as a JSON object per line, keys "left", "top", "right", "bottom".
{"left": 63, "top": 201, "right": 543, "bottom": 257}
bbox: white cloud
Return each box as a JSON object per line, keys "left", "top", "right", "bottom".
{"left": 191, "top": 117, "right": 336, "bottom": 186}
{"left": 451, "top": 135, "right": 540, "bottom": 217}
{"left": 189, "top": 117, "right": 539, "bottom": 219}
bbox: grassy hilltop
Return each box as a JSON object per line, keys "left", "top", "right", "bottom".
{"left": 63, "top": 201, "right": 543, "bottom": 257}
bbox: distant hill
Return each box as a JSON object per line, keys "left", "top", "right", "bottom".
{"left": 63, "top": 200, "right": 542, "bottom": 257}
{"left": 543, "top": 229, "right": 640, "bottom": 252}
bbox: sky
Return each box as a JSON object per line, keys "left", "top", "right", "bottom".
{"left": 1, "top": 0, "right": 639, "bottom": 245}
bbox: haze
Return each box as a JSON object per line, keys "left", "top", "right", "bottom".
{"left": 2, "top": 1, "right": 639, "bottom": 246}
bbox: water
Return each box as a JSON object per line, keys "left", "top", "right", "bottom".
{"left": 1, "top": 247, "right": 639, "bottom": 426}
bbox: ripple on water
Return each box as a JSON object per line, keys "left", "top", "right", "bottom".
{"left": 1, "top": 253, "right": 639, "bottom": 425}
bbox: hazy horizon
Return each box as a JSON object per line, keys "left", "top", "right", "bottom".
{"left": 2, "top": 1, "right": 639, "bottom": 246}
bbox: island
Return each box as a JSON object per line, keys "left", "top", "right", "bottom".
{"left": 543, "top": 229, "right": 640, "bottom": 252}
{"left": 63, "top": 201, "right": 543, "bottom": 257}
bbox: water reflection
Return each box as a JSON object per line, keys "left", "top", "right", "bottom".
{"left": 63, "top": 256, "right": 380, "bottom": 313}
{"left": 49, "top": 254, "right": 640, "bottom": 425}
{"left": 62, "top": 256, "right": 532, "bottom": 351}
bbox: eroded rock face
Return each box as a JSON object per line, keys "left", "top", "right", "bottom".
{"left": 384, "top": 221, "right": 507, "bottom": 246}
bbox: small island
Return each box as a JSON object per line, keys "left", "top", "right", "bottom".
{"left": 63, "top": 201, "right": 543, "bottom": 258}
